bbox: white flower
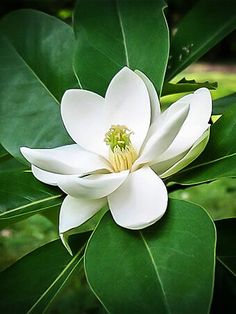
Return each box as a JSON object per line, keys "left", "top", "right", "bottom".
{"left": 21, "top": 67, "right": 212, "bottom": 253}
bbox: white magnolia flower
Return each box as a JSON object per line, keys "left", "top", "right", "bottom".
{"left": 21, "top": 67, "right": 212, "bottom": 253}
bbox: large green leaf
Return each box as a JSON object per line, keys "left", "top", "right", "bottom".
{"left": 85, "top": 199, "right": 216, "bottom": 313}
{"left": 0, "top": 147, "right": 26, "bottom": 173}
{"left": 166, "top": 0, "right": 236, "bottom": 81}
{"left": 0, "top": 9, "right": 77, "bottom": 160}
{"left": 213, "top": 92, "right": 236, "bottom": 115}
{"left": 211, "top": 219, "right": 236, "bottom": 313}
{"left": 170, "top": 106, "right": 236, "bottom": 185}
{"left": 0, "top": 169, "right": 63, "bottom": 229}
{"left": 73, "top": 0, "right": 169, "bottom": 95}
{"left": 0, "top": 233, "right": 90, "bottom": 313}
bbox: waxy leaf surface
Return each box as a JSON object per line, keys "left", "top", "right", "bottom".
{"left": 0, "top": 234, "right": 90, "bottom": 313}
{"left": 213, "top": 93, "right": 236, "bottom": 115}
{"left": 73, "top": 0, "right": 169, "bottom": 95}
{"left": 0, "top": 10, "right": 77, "bottom": 160}
{"left": 85, "top": 199, "right": 216, "bottom": 314}
{"left": 0, "top": 169, "right": 62, "bottom": 229}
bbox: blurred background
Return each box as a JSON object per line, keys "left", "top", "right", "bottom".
{"left": 0, "top": 0, "right": 235, "bottom": 313}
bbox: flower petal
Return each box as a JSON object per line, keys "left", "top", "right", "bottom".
{"left": 20, "top": 144, "right": 111, "bottom": 175}
{"left": 108, "top": 167, "right": 168, "bottom": 229}
{"left": 157, "top": 88, "right": 212, "bottom": 162}
{"left": 32, "top": 165, "right": 63, "bottom": 186}
{"left": 160, "top": 128, "right": 210, "bottom": 178}
{"left": 132, "top": 101, "right": 190, "bottom": 170}
{"left": 61, "top": 89, "right": 107, "bottom": 156}
{"left": 59, "top": 195, "right": 106, "bottom": 234}
{"left": 135, "top": 70, "right": 161, "bottom": 124}
{"left": 57, "top": 170, "right": 129, "bottom": 199}
{"left": 105, "top": 67, "right": 151, "bottom": 152}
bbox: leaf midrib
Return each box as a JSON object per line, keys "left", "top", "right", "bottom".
{"left": 116, "top": 0, "right": 129, "bottom": 67}
{"left": 140, "top": 231, "right": 171, "bottom": 314}
{"left": 217, "top": 256, "right": 236, "bottom": 277}
{"left": 178, "top": 152, "right": 236, "bottom": 175}
{"left": 27, "top": 245, "right": 85, "bottom": 314}
{"left": 0, "top": 194, "right": 62, "bottom": 217}
{"left": 3, "top": 34, "right": 60, "bottom": 104}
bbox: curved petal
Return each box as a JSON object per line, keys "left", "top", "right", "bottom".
{"left": 105, "top": 67, "right": 151, "bottom": 152}
{"left": 135, "top": 70, "right": 161, "bottom": 124}
{"left": 132, "top": 102, "right": 190, "bottom": 170}
{"left": 108, "top": 167, "right": 168, "bottom": 229}
{"left": 157, "top": 88, "right": 212, "bottom": 162}
{"left": 61, "top": 89, "right": 107, "bottom": 156}
{"left": 160, "top": 128, "right": 210, "bottom": 178}
{"left": 20, "top": 144, "right": 111, "bottom": 175}
{"left": 151, "top": 152, "right": 186, "bottom": 176}
{"left": 57, "top": 170, "right": 129, "bottom": 199}
{"left": 32, "top": 165, "right": 63, "bottom": 186}
{"left": 59, "top": 195, "right": 106, "bottom": 235}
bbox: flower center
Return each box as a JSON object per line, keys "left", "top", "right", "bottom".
{"left": 104, "top": 125, "right": 137, "bottom": 172}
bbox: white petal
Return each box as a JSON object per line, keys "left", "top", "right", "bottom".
{"left": 32, "top": 165, "right": 63, "bottom": 186}
{"left": 57, "top": 170, "right": 129, "bottom": 199}
{"left": 135, "top": 70, "right": 161, "bottom": 124}
{"left": 61, "top": 89, "right": 107, "bottom": 156}
{"left": 20, "top": 144, "right": 111, "bottom": 175}
{"left": 157, "top": 88, "right": 212, "bottom": 161}
{"left": 105, "top": 67, "right": 151, "bottom": 152}
{"left": 151, "top": 152, "right": 185, "bottom": 176}
{"left": 160, "top": 128, "right": 210, "bottom": 178}
{"left": 132, "top": 101, "right": 190, "bottom": 170}
{"left": 59, "top": 195, "right": 106, "bottom": 234}
{"left": 108, "top": 167, "right": 168, "bottom": 229}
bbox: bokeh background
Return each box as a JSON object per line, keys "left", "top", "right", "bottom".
{"left": 0, "top": 1, "right": 235, "bottom": 313}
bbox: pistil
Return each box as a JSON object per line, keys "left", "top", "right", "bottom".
{"left": 105, "top": 125, "right": 137, "bottom": 172}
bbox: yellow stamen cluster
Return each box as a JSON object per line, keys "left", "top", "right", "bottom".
{"left": 104, "top": 125, "right": 137, "bottom": 172}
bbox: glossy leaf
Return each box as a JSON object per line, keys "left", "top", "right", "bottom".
{"left": 166, "top": 0, "right": 236, "bottom": 80}
{"left": 73, "top": 0, "right": 169, "bottom": 95}
{"left": 0, "top": 148, "right": 26, "bottom": 173}
{"left": 0, "top": 9, "right": 77, "bottom": 161}
{"left": 170, "top": 106, "right": 236, "bottom": 185}
{"left": 0, "top": 169, "right": 63, "bottom": 229}
{"left": 0, "top": 144, "right": 7, "bottom": 157}
{"left": 211, "top": 219, "right": 236, "bottom": 313}
{"left": 0, "top": 233, "right": 90, "bottom": 313}
{"left": 85, "top": 199, "right": 216, "bottom": 314}
{"left": 213, "top": 92, "right": 236, "bottom": 115}
{"left": 162, "top": 77, "right": 217, "bottom": 96}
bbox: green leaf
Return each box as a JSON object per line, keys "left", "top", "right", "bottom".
{"left": 0, "top": 149, "right": 26, "bottom": 173}
{"left": 215, "top": 218, "right": 236, "bottom": 275}
{"left": 85, "top": 199, "right": 216, "bottom": 314}
{"left": 166, "top": 0, "right": 236, "bottom": 81}
{"left": 0, "top": 233, "right": 90, "bottom": 313}
{"left": 73, "top": 0, "right": 169, "bottom": 95}
{"left": 0, "top": 9, "right": 77, "bottom": 160}
{"left": 0, "top": 144, "right": 7, "bottom": 157}
{"left": 162, "top": 77, "right": 217, "bottom": 96}
{"left": 170, "top": 105, "right": 236, "bottom": 185}
{"left": 0, "top": 169, "right": 63, "bottom": 228}
{"left": 211, "top": 219, "right": 236, "bottom": 312}
{"left": 213, "top": 92, "right": 236, "bottom": 115}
